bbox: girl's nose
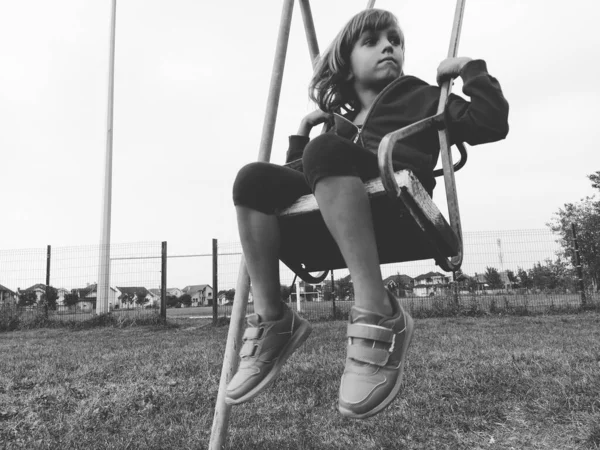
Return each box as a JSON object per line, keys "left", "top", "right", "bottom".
{"left": 381, "top": 42, "right": 394, "bottom": 53}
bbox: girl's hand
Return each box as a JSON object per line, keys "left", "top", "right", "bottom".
{"left": 297, "top": 110, "right": 332, "bottom": 136}
{"left": 436, "top": 57, "right": 473, "bottom": 86}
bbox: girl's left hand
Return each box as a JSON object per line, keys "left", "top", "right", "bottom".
{"left": 436, "top": 57, "right": 473, "bottom": 85}
{"left": 297, "top": 110, "right": 332, "bottom": 136}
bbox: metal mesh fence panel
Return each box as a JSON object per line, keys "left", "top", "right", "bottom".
{"left": 214, "top": 229, "right": 600, "bottom": 322}
{"left": 0, "top": 242, "right": 163, "bottom": 329}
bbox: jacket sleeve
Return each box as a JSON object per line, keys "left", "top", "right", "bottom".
{"left": 445, "top": 59, "right": 509, "bottom": 146}
{"left": 285, "top": 135, "right": 310, "bottom": 163}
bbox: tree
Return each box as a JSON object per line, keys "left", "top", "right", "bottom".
{"left": 506, "top": 270, "right": 517, "bottom": 284}
{"left": 484, "top": 267, "right": 503, "bottom": 289}
{"left": 280, "top": 285, "right": 291, "bottom": 302}
{"left": 166, "top": 295, "right": 179, "bottom": 308}
{"left": 63, "top": 291, "right": 80, "bottom": 308}
{"left": 321, "top": 280, "right": 334, "bottom": 301}
{"left": 179, "top": 294, "right": 192, "bottom": 307}
{"left": 225, "top": 289, "right": 236, "bottom": 301}
{"left": 18, "top": 291, "right": 38, "bottom": 307}
{"left": 41, "top": 286, "right": 58, "bottom": 310}
{"left": 335, "top": 276, "right": 354, "bottom": 300}
{"left": 589, "top": 170, "right": 600, "bottom": 190}
{"left": 120, "top": 293, "right": 135, "bottom": 307}
{"left": 548, "top": 171, "right": 600, "bottom": 291}
{"left": 465, "top": 276, "right": 479, "bottom": 292}
{"left": 135, "top": 291, "right": 148, "bottom": 307}
{"left": 516, "top": 267, "right": 532, "bottom": 290}
{"left": 528, "top": 258, "right": 574, "bottom": 292}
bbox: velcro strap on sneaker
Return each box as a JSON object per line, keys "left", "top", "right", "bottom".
{"left": 240, "top": 340, "right": 258, "bottom": 357}
{"left": 347, "top": 345, "right": 390, "bottom": 366}
{"left": 242, "top": 327, "right": 262, "bottom": 340}
{"left": 347, "top": 323, "right": 395, "bottom": 343}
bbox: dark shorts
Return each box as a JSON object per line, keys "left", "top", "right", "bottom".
{"left": 232, "top": 134, "right": 387, "bottom": 214}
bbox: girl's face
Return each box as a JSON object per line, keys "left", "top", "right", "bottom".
{"left": 348, "top": 25, "right": 404, "bottom": 92}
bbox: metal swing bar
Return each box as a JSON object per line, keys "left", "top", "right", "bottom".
{"left": 209, "top": 0, "right": 466, "bottom": 447}
{"left": 209, "top": 1, "right": 298, "bottom": 448}
{"left": 377, "top": 0, "right": 466, "bottom": 272}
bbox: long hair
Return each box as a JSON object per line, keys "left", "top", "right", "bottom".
{"left": 309, "top": 9, "right": 404, "bottom": 114}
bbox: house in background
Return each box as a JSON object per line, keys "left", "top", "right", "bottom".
{"left": 116, "top": 286, "right": 152, "bottom": 308}
{"left": 217, "top": 291, "right": 229, "bottom": 305}
{"left": 22, "top": 283, "right": 47, "bottom": 302}
{"left": 382, "top": 274, "right": 414, "bottom": 297}
{"left": 182, "top": 284, "right": 213, "bottom": 307}
{"left": 293, "top": 281, "right": 321, "bottom": 302}
{"left": 167, "top": 287, "right": 183, "bottom": 298}
{"left": 76, "top": 283, "right": 121, "bottom": 311}
{"left": 56, "top": 287, "right": 70, "bottom": 310}
{"left": 148, "top": 289, "right": 162, "bottom": 306}
{"left": 413, "top": 272, "right": 450, "bottom": 297}
{"left": 472, "top": 271, "right": 514, "bottom": 294}
{"left": 473, "top": 273, "right": 489, "bottom": 293}
{"left": 0, "top": 284, "right": 16, "bottom": 304}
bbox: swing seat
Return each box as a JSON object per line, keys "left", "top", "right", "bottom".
{"left": 277, "top": 113, "right": 466, "bottom": 283}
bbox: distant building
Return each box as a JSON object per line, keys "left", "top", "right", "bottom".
{"left": 0, "top": 284, "right": 16, "bottom": 304}
{"left": 76, "top": 284, "right": 121, "bottom": 311}
{"left": 148, "top": 289, "right": 162, "bottom": 305}
{"left": 167, "top": 288, "right": 183, "bottom": 298}
{"left": 116, "top": 286, "right": 153, "bottom": 308}
{"left": 182, "top": 284, "right": 213, "bottom": 306}
{"left": 22, "top": 283, "right": 47, "bottom": 303}
{"left": 382, "top": 274, "right": 414, "bottom": 297}
{"left": 413, "top": 272, "right": 450, "bottom": 297}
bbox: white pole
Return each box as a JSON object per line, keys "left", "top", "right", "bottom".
{"left": 296, "top": 278, "right": 302, "bottom": 312}
{"left": 97, "top": 0, "right": 117, "bottom": 315}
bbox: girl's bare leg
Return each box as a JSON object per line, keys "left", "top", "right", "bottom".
{"left": 314, "top": 176, "right": 392, "bottom": 316}
{"left": 236, "top": 206, "right": 282, "bottom": 321}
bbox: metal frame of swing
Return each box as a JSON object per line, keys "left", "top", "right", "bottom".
{"left": 209, "top": 0, "right": 467, "bottom": 448}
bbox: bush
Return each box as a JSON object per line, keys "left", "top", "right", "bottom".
{"left": 0, "top": 303, "right": 21, "bottom": 332}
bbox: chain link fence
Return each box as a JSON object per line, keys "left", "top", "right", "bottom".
{"left": 2, "top": 229, "right": 599, "bottom": 330}
{"left": 213, "top": 229, "right": 600, "bottom": 321}
{"left": 0, "top": 242, "right": 164, "bottom": 330}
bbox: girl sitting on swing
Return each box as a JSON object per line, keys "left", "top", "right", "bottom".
{"left": 227, "top": 8, "right": 509, "bottom": 418}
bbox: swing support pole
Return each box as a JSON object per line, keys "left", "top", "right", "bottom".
{"left": 437, "top": 0, "right": 467, "bottom": 269}
{"left": 209, "top": 1, "right": 296, "bottom": 448}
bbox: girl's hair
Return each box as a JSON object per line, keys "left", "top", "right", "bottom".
{"left": 309, "top": 9, "right": 404, "bottom": 114}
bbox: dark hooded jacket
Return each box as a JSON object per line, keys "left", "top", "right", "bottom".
{"left": 286, "top": 59, "right": 509, "bottom": 193}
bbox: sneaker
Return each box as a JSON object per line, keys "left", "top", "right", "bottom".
{"left": 338, "top": 289, "right": 414, "bottom": 419}
{"left": 225, "top": 302, "right": 312, "bottom": 405}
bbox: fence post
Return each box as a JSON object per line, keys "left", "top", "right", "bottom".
{"left": 452, "top": 271, "right": 459, "bottom": 306}
{"left": 331, "top": 270, "right": 336, "bottom": 318}
{"left": 45, "top": 245, "right": 51, "bottom": 318}
{"left": 212, "top": 238, "right": 218, "bottom": 325}
{"left": 160, "top": 242, "right": 167, "bottom": 319}
{"left": 571, "top": 223, "right": 586, "bottom": 306}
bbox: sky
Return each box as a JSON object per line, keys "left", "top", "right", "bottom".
{"left": 1, "top": 0, "right": 599, "bottom": 288}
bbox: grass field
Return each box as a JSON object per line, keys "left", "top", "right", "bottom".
{"left": 1, "top": 313, "right": 599, "bottom": 449}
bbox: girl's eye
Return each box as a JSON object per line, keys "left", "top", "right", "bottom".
{"left": 363, "top": 35, "right": 377, "bottom": 46}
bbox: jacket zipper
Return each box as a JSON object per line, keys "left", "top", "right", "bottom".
{"left": 342, "top": 76, "right": 406, "bottom": 145}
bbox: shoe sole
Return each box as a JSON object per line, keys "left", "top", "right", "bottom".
{"left": 338, "top": 311, "right": 415, "bottom": 419}
{"left": 225, "top": 318, "right": 312, "bottom": 405}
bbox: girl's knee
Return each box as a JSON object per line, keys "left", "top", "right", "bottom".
{"left": 302, "top": 134, "right": 347, "bottom": 173}
{"left": 232, "top": 162, "right": 269, "bottom": 205}
{"left": 303, "top": 134, "right": 361, "bottom": 190}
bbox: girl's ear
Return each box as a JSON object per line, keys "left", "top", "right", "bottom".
{"left": 346, "top": 70, "right": 354, "bottom": 81}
